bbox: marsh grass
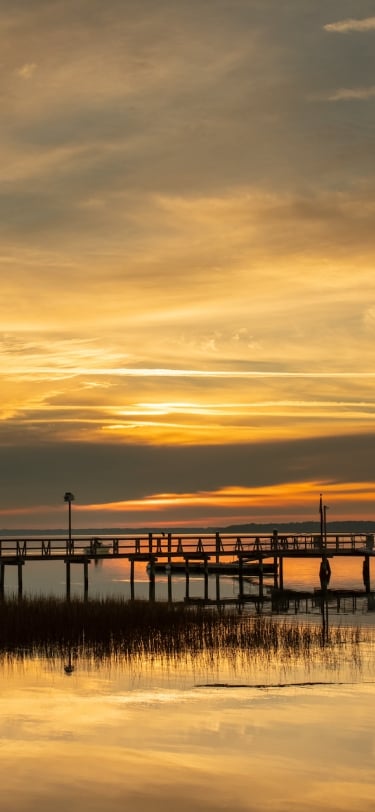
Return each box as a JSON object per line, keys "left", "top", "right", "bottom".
{"left": 0, "top": 596, "right": 368, "bottom": 664}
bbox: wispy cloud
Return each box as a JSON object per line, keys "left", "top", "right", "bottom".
{"left": 16, "top": 62, "right": 37, "bottom": 79}
{"left": 324, "top": 17, "right": 375, "bottom": 33}
{"left": 327, "top": 86, "right": 375, "bottom": 101}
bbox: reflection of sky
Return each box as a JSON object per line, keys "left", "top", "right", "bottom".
{"left": 5, "top": 555, "right": 375, "bottom": 603}
{"left": 0, "top": 656, "right": 375, "bottom": 812}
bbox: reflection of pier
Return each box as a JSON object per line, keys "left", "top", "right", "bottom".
{"left": 184, "top": 588, "right": 375, "bottom": 619}
{"left": 0, "top": 530, "right": 373, "bottom": 599}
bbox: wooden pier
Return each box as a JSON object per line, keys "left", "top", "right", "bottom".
{"left": 0, "top": 530, "right": 373, "bottom": 599}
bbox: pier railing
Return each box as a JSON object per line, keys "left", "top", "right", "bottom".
{"left": 0, "top": 531, "right": 373, "bottom": 560}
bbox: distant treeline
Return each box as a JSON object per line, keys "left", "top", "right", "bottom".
{"left": 1, "top": 521, "right": 375, "bottom": 536}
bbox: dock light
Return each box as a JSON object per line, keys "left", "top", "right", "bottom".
{"left": 64, "top": 491, "right": 75, "bottom": 545}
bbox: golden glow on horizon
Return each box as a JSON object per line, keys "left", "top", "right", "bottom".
{"left": 0, "top": 1, "right": 375, "bottom": 526}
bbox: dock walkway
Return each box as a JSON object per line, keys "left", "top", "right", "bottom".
{"left": 0, "top": 530, "right": 373, "bottom": 598}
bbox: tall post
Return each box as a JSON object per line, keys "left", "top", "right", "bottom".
{"left": 83, "top": 559, "right": 89, "bottom": 600}
{"left": 238, "top": 555, "right": 243, "bottom": 600}
{"left": 0, "top": 563, "right": 4, "bottom": 599}
{"left": 167, "top": 533, "right": 172, "bottom": 564}
{"left": 66, "top": 561, "right": 71, "bottom": 601}
{"left": 130, "top": 559, "right": 135, "bottom": 600}
{"left": 185, "top": 558, "right": 190, "bottom": 600}
{"left": 64, "top": 492, "right": 75, "bottom": 554}
{"left": 18, "top": 562, "right": 23, "bottom": 599}
{"left": 319, "top": 493, "right": 324, "bottom": 545}
{"left": 204, "top": 558, "right": 209, "bottom": 601}
{"left": 323, "top": 505, "right": 328, "bottom": 548}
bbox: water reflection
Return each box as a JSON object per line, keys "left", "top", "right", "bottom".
{"left": 0, "top": 645, "right": 375, "bottom": 812}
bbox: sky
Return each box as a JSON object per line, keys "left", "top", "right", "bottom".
{"left": 1, "top": 0, "right": 375, "bottom": 529}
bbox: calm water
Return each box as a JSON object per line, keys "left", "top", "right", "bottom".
{"left": 1, "top": 551, "right": 375, "bottom": 810}
{"left": 1, "top": 552, "right": 371, "bottom": 599}
{"left": 1, "top": 640, "right": 375, "bottom": 812}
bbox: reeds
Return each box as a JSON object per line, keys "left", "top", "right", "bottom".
{"left": 0, "top": 595, "right": 367, "bottom": 662}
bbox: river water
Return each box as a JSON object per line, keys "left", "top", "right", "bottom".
{"left": 1, "top": 554, "right": 375, "bottom": 810}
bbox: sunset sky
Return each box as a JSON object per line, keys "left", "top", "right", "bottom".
{"left": 1, "top": 0, "right": 375, "bottom": 529}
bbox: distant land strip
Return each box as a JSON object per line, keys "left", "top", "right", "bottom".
{"left": 1, "top": 521, "right": 375, "bottom": 535}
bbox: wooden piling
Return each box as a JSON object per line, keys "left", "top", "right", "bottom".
{"left": 130, "top": 559, "right": 135, "bottom": 600}
{"left": 238, "top": 555, "right": 243, "bottom": 599}
{"left": 18, "top": 561, "right": 23, "bottom": 598}
{"left": 167, "top": 572, "right": 172, "bottom": 603}
{"left": 204, "top": 559, "right": 209, "bottom": 601}
{"left": 66, "top": 560, "right": 71, "bottom": 601}
{"left": 148, "top": 558, "right": 155, "bottom": 601}
{"left": 259, "top": 557, "right": 263, "bottom": 599}
{"left": 185, "top": 558, "right": 190, "bottom": 600}
{"left": 84, "top": 559, "right": 89, "bottom": 600}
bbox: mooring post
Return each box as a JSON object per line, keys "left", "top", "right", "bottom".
{"left": 238, "top": 555, "right": 243, "bottom": 599}
{"left": 215, "top": 532, "right": 221, "bottom": 564}
{"left": 279, "top": 556, "right": 284, "bottom": 590}
{"left": 130, "top": 558, "right": 135, "bottom": 600}
{"left": 167, "top": 572, "right": 172, "bottom": 603}
{"left": 363, "top": 555, "right": 371, "bottom": 594}
{"left": 0, "top": 563, "right": 4, "bottom": 598}
{"left": 148, "top": 557, "right": 155, "bottom": 601}
{"left": 204, "top": 558, "right": 209, "bottom": 601}
{"left": 185, "top": 558, "right": 190, "bottom": 600}
{"left": 148, "top": 532, "right": 153, "bottom": 555}
{"left": 259, "top": 557, "right": 264, "bottom": 599}
{"left": 215, "top": 573, "right": 220, "bottom": 602}
{"left": 83, "top": 559, "right": 89, "bottom": 600}
{"left": 18, "top": 561, "right": 23, "bottom": 598}
{"left": 167, "top": 533, "right": 172, "bottom": 564}
{"left": 66, "top": 560, "right": 71, "bottom": 601}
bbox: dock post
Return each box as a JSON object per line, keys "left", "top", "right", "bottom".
{"left": 130, "top": 559, "right": 135, "bottom": 600}
{"left": 215, "top": 573, "right": 221, "bottom": 603}
{"left": 279, "top": 556, "right": 284, "bottom": 590}
{"left": 83, "top": 559, "right": 89, "bottom": 600}
{"left": 204, "top": 558, "right": 209, "bottom": 601}
{"left": 0, "top": 563, "right": 4, "bottom": 598}
{"left": 148, "top": 558, "right": 155, "bottom": 601}
{"left": 238, "top": 555, "right": 243, "bottom": 599}
{"left": 148, "top": 532, "right": 153, "bottom": 555}
{"left": 363, "top": 555, "right": 371, "bottom": 593}
{"left": 167, "top": 533, "right": 172, "bottom": 565}
{"left": 185, "top": 558, "right": 190, "bottom": 600}
{"left": 66, "top": 560, "right": 71, "bottom": 601}
{"left": 215, "top": 532, "right": 221, "bottom": 564}
{"left": 259, "top": 557, "right": 263, "bottom": 599}
{"left": 273, "top": 556, "right": 278, "bottom": 589}
{"left": 18, "top": 561, "right": 23, "bottom": 599}
{"left": 167, "top": 572, "right": 172, "bottom": 603}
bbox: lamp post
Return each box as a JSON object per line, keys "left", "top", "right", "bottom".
{"left": 64, "top": 491, "right": 75, "bottom": 548}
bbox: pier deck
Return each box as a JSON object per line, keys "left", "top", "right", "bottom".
{"left": 0, "top": 531, "right": 373, "bottom": 598}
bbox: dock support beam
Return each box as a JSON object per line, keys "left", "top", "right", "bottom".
{"left": 148, "top": 558, "right": 155, "bottom": 601}
{"left": 363, "top": 555, "right": 371, "bottom": 593}
{"left": 66, "top": 561, "right": 71, "bottom": 600}
{"left": 204, "top": 559, "right": 209, "bottom": 601}
{"left": 84, "top": 559, "right": 89, "bottom": 600}
{"left": 238, "top": 556, "right": 243, "bottom": 599}
{"left": 258, "top": 557, "right": 263, "bottom": 599}
{"left": 18, "top": 562, "right": 23, "bottom": 598}
{"left": 185, "top": 559, "right": 190, "bottom": 600}
{"left": 279, "top": 556, "right": 284, "bottom": 590}
{"left": 130, "top": 559, "right": 135, "bottom": 600}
